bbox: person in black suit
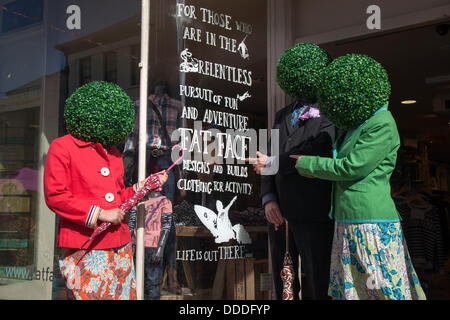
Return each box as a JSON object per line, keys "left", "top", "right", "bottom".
{"left": 250, "top": 43, "right": 339, "bottom": 299}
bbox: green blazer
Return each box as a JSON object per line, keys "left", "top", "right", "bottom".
{"left": 296, "top": 109, "right": 401, "bottom": 223}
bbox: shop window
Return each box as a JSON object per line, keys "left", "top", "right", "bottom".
{"left": 0, "top": 107, "right": 39, "bottom": 278}
{"left": 0, "top": 0, "right": 271, "bottom": 300}
{"left": 138, "top": 0, "right": 269, "bottom": 300}
{"left": 104, "top": 51, "right": 117, "bottom": 83}
{"left": 131, "top": 44, "right": 140, "bottom": 86}
{"left": 1, "top": 0, "right": 43, "bottom": 34}
{"left": 79, "top": 57, "right": 92, "bottom": 86}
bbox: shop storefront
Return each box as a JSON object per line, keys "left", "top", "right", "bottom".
{"left": 0, "top": 0, "right": 449, "bottom": 300}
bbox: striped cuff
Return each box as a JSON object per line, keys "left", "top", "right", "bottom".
{"left": 133, "top": 182, "right": 140, "bottom": 192}
{"left": 86, "top": 205, "right": 103, "bottom": 229}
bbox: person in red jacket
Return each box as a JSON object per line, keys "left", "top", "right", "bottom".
{"left": 44, "top": 81, "right": 167, "bottom": 300}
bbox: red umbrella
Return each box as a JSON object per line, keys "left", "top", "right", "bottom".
{"left": 280, "top": 221, "right": 295, "bottom": 300}
{"left": 80, "top": 145, "right": 184, "bottom": 250}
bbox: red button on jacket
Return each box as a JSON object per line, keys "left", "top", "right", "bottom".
{"left": 44, "top": 134, "right": 136, "bottom": 249}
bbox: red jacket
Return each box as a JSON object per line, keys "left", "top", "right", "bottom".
{"left": 44, "top": 134, "right": 159, "bottom": 249}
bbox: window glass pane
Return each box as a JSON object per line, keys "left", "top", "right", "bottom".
{"left": 0, "top": 108, "right": 39, "bottom": 268}
{"left": 1, "top": 0, "right": 43, "bottom": 33}
{"left": 79, "top": 57, "right": 92, "bottom": 86}
{"left": 49, "top": 0, "right": 269, "bottom": 300}
{"left": 137, "top": 0, "right": 269, "bottom": 299}
{"left": 45, "top": 0, "right": 142, "bottom": 300}
{"left": 1, "top": 0, "right": 449, "bottom": 301}
{"left": 0, "top": 0, "right": 44, "bottom": 288}
{"left": 104, "top": 51, "right": 117, "bottom": 83}
{"left": 1, "top": 0, "right": 270, "bottom": 300}
{"left": 130, "top": 44, "right": 140, "bottom": 86}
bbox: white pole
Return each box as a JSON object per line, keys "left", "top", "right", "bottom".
{"left": 136, "top": 0, "right": 150, "bottom": 300}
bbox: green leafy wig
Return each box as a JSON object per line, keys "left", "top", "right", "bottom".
{"left": 318, "top": 54, "right": 391, "bottom": 131}
{"left": 276, "top": 42, "right": 332, "bottom": 102}
{"left": 64, "top": 81, "right": 135, "bottom": 147}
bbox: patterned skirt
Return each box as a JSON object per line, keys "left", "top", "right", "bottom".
{"left": 59, "top": 243, "right": 136, "bottom": 300}
{"left": 328, "top": 222, "right": 426, "bottom": 300}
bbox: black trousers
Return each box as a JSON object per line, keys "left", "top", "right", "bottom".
{"left": 269, "top": 220, "right": 334, "bottom": 300}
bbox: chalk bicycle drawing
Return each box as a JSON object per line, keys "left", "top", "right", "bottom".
{"left": 179, "top": 48, "right": 199, "bottom": 73}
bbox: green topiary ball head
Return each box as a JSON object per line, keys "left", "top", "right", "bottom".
{"left": 318, "top": 54, "right": 391, "bottom": 131}
{"left": 276, "top": 42, "right": 332, "bottom": 102}
{"left": 64, "top": 81, "right": 135, "bottom": 147}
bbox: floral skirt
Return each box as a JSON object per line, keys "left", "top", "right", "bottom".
{"left": 59, "top": 243, "right": 136, "bottom": 300}
{"left": 328, "top": 222, "right": 426, "bottom": 300}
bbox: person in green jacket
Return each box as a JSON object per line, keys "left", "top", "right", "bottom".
{"left": 290, "top": 54, "right": 426, "bottom": 300}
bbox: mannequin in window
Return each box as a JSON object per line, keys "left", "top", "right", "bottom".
{"left": 124, "top": 81, "right": 182, "bottom": 295}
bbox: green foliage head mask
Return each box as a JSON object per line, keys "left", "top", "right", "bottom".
{"left": 276, "top": 42, "right": 332, "bottom": 102}
{"left": 318, "top": 54, "right": 391, "bottom": 131}
{"left": 64, "top": 81, "right": 135, "bottom": 147}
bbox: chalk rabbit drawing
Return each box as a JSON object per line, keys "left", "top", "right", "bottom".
{"left": 194, "top": 196, "right": 252, "bottom": 244}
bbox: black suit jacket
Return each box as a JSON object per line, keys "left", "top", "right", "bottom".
{"left": 261, "top": 102, "right": 340, "bottom": 223}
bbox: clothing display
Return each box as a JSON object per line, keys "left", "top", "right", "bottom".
{"left": 229, "top": 207, "right": 266, "bottom": 226}
{"left": 173, "top": 200, "right": 202, "bottom": 226}
{"left": 394, "top": 196, "right": 447, "bottom": 273}
{"left": 143, "top": 247, "right": 164, "bottom": 300}
{"left": 123, "top": 87, "right": 182, "bottom": 297}
{"left": 58, "top": 243, "right": 136, "bottom": 300}
{"left": 124, "top": 93, "right": 182, "bottom": 151}
{"left": 129, "top": 195, "right": 172, "bottom": 247}
{"left": 328, "top": 222, "right": 425, "bottom": 300}
{"left": 128, "top": 194, "right": 173, "bottom": 300}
